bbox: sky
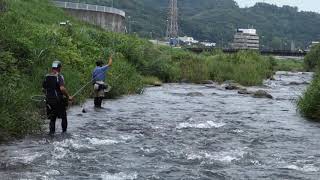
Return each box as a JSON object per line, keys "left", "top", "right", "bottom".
{"left": 235, "top": 0, "right": 320, "bottom": 13}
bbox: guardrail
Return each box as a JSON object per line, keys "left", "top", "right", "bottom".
{"left": 186, "top": 47, "right": 307, "bottom": 57}
{"left": 54, "top": 1, "right": 125, "bottom": 17}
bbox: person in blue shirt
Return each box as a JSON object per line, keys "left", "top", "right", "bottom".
{"left": 92, "top": 55, "right": 113, "bottom": 108}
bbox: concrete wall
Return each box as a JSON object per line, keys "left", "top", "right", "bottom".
{"left": 54, "top": 1, "right": 126, "bottom": 33}
{"left": 66, "top": 9, "right": 125, "bottom": 32}
{"left": 0, "top": 0, "right": 6, "bottom": 12}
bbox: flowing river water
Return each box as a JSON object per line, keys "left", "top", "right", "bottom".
{"left": 1, "top": 71, "right": 320, "bottom": 180}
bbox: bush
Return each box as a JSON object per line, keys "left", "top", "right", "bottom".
{"left": 298, "top": 73, "right": 320, "bottom": 119}
{"left": 179, "top": 55, "right": 209, "bottom": 83}
{"left": 206, "top": 51, "right": 273, "bottom": 86}
{"left": 0, "top": 52, "right": 42, "bottom": 139}
{"left": 298, "top": 45, "right": 320, "bottom": 120}
{"left": 106, "top": 54, "right": 143, "bottom": 97}
{"left": 304, "top": 44, "right": 320, "bottom": 71}
{"left": 274, "top": 59, "right": 305, "bottom": 72}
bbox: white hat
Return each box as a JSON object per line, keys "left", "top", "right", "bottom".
{"left": 52, "top": 60, "right": 62, "bottom": 68}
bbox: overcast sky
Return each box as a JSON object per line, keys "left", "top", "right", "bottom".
{"left": 235, "top": 0, "right": 320, "bottom": 13}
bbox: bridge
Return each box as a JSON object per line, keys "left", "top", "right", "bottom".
{"left": 187, "top": 47, "right": 307, "bottom": 57}
{"left": 54, "top": 1, "right": 126, "bottom": 32}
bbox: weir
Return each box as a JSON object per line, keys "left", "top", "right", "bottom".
{"left": 54, "top": 1, "right": 126, "bottom": 32}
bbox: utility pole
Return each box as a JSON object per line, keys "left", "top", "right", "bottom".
{"left": 166, "top": 0, "right": 179, "bottom": 39}
{"left": 291, "top": 40, "right": 295, "bottom": 51}
{"left": 128, "top": 16, "right": 131, "bottom": 34}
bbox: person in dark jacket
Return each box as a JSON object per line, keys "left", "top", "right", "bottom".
{"left": 92, "top": 55, "right": 112, "bottom": 108}
{"left": 43, "top": 60, "right": 73, "bottom": 135}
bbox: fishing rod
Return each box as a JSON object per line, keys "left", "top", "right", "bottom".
{"left": 31, "top": 51, "right": 114, "bottom": 103}
{"left": 71, "top": 67, "right": 114, "bottom": 98}
{"left": 71, "top": 78, "right": 95, "bottom": 98}
{"left": 30, "top": 70, "right": 111, "bottom": 103}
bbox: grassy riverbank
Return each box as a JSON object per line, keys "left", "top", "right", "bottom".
{"left": 0, "top": 0, "right": 300, "bottom": 141}
{"left": 273, "top": 59, "right": 305, "bottom": 72}
{"left": 298, "top": 45, "right": 320, "bottom": 120}
{"left": 0, "top": 0, "right": 146, "bottom": 140}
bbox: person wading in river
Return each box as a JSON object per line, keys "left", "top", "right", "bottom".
{"left": 92, "top": 54, "right": 113, "bottom": 108}
{"left": 43, "top": 60, "right": 73, "bottom": 135}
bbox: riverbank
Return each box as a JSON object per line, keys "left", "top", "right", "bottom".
{"left": 298, "top": 44, "right": 320, "bottom": 119}
{"left": 0, "top": 0, "right": 305, "bottom": 141}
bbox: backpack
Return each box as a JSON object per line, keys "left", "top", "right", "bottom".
{"left": 42, "top": 74, "right": 63, "bottom": 105}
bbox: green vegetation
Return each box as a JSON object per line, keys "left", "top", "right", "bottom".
{"left": 298, "top": 74, "right": 320, "bottom": 119}
{"left": 0, "top": 0, "right": 300, "bottom": 141}
{"left": 273, "top": 59, "right": 305, "bottom": 72}
{"left": 205, "top": 51, "right": 274, "bottom": 86}
{"left": 298, "top": 45, "right": 320, "bottom": 120}
{"left": 0, "top": 0, "right": 146, "bottom": 140}
{"left": 165, "top": 49, "right": 274, "bottom": 85}
{"left": 62, "top": 0, "right": 320, "bottom": 49}
{"left": 142, "top": 76, "right": 162, "bottom": 86}
{"left": 304, "top": 45, "right": 320, "bottom": 71}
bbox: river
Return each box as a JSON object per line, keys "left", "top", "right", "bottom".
{"left": 1, "top": 71, "right": 320, "bottom": 180}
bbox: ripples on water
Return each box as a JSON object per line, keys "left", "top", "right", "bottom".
{"left": 1, "top": 72, "right": 320, "bottom": 179}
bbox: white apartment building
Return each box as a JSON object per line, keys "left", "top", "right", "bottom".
{"left": 231, "top": 28, "right": 260, "bottom": 50}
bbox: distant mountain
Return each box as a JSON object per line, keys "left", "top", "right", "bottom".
{"left": 57, "top": 0, "right": 320, "bottom": 49}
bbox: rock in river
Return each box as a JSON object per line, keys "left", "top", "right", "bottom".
{"left": 288, "top": 81, "right": 310, "bottom": 85}
{"left": 238, "top": 89, "right": 253, "bottom": 95}
{"left": 252, "top": 90, "right": 273, "bottom": 99}
{"left": 201, "top": 80, "right": 214, "bottom": 84}
{"left": 225, "top": 83, "right": 246, "bottom": 90}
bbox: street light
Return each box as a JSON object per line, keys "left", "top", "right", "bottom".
{"left": 150, "top": 31, "right": 153, "bottom": 39}
{"left": 165, "top": 19, "right": 169, "bottom": 39}
{"left": 128, "top": 16, "right": 131, "bottom": 34}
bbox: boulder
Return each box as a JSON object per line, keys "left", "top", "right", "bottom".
{"left": 201, "top": 80, "right": 214, "bottom": 84}
{"left": 205, "top": 84, "right": 217, "bottom": 88}
{"left": 269, "top": 76, "right": 276, "bottom": 80}
{"left": 252, "top": 90, "right": 273, "bottom": 99}
{"left": 153, "top": 81, "right": 163, "bottom": 86}
{"left": 238, "top": 89, "right": 253, "bottom": 95}
{"left": 225, "top": 83, "right": 246, "bottom": 90}
{"left": 180, "top": 79, "right": 191, "bottom": 83}
{"left": 288, "top": 81, "right": 300, "bottom": 85}
{"left": 288, "top": 81, "right": 310, "bottom": 85}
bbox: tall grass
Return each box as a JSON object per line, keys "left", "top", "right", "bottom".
{"left": 166, "top": 50, "right": 274, "bottom": 86}
{"left": 206, "top": 51, "right": 274, "bottom": 86}
{"left": 304, "top": 44, "right": 320, "bottom": 71}
{"left": 298, "top": 73, "right": 320, "bottom": 119}
{"left": 298, "top": 45, "right": 320, "bottom": 120}
{"left": 0, "top": 0, "right": 144, "bottom": 140}
{"left": 273, "top": 59, "right": 305, "bottom": 72}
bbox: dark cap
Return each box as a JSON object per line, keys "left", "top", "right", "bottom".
{"left": 96, "top": 60, "right": 103, "bottom": 67}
